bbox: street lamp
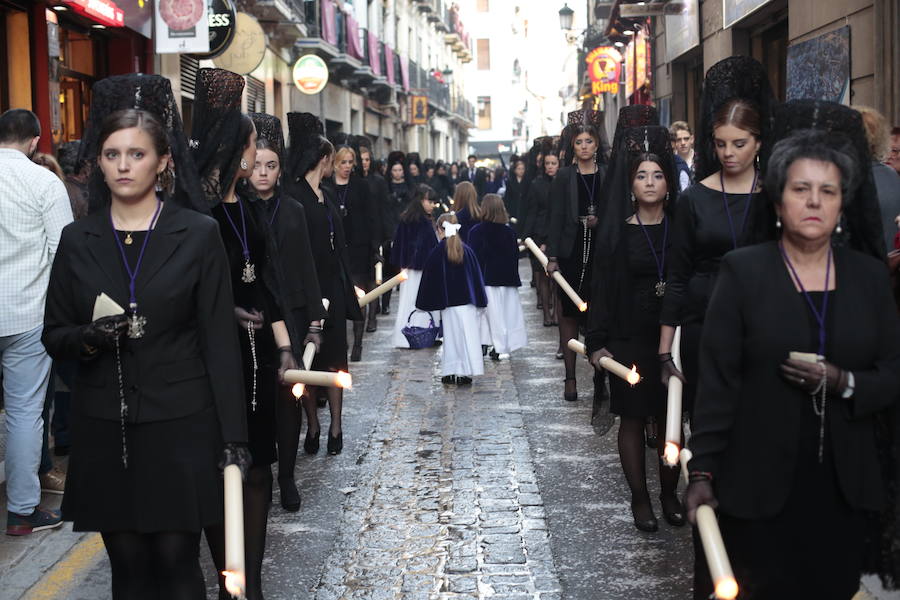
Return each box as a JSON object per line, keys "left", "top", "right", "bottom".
{"left": 558, "top": 3, "right": 574, "bottom": 31}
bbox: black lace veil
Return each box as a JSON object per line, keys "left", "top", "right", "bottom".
{"left": 561, "top": 109, "right": 610, "bottom": 167}
{"left": 285, "top": 112, "right": 326, "bottom": 187}
{"left": 695, "top": 56, "right": 778, "bottom": 182}
{"left": 249, "top": 112, "right": 285, "bottom": 159}
{"left": 78, "top": 73, "right": 205, "bottom": 214}
{"left": 189, "top": 68, "right": 246, "bottom": 207}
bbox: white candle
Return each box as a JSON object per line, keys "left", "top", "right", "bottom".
{"left": 524, "top": 238, "right": 588, "bottom": 312}
{"left": 294, "top": 299, "right": 331, "bottom": 399}
{"left": 696, "top": 505, "right": 739, "bottom": 600}
{"left": 375, "top": 261, "right": 383, "bottom": 285}
{"left": 283, "top": 369, "right": 353, "bottom": 389}
{"left": 679, "top": 447, "right": 692, "bottom": 485}
{"left": 509, "top": 216, "right": 518, "bottom": 224}
{"left": 358, "top": 270, "right": 408, "bottom": 308}
{"left": 566, "top": 339, "right": 641, "bottom": 385}
{"left": 663, "top": 326, "right": 684, "bottom": 466}
{"left": 223, "top": 464, "right": 245, "bottom": 599}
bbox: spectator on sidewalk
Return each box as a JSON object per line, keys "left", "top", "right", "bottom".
{"left": 0, "top": 109, "right": 73, "bottom": 535}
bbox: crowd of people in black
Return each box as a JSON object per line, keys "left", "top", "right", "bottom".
{"left": 1, "top": 53, "right": 900, "bottom": 600}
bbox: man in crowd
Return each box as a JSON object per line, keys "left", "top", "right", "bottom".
{"left": 0, "top": 109, "right": 72, "bottom": 535}
{"left": 670, "top": 121, "right": 694, "bottom": 192}
{"left": 461, "top": 154, "right": 486, "bottom": 197}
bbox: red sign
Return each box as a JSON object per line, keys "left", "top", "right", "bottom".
{"left": 586, "top": 46, "right": 623, "bottom": 96}
{"left": 63, "top": 0, "right": 125, "bottom": 27}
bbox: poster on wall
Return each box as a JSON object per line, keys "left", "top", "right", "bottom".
{"left": 786, "top": 26, "right": 850, "bottom": 105}
{"left": 723, "top": 0, "right": 772, "bottom": 29}
{"left": 155, "top": 0, "right": 209, "bottom": 54}
{"left": 666, "top": 0, "right": 699, "bottom": 62}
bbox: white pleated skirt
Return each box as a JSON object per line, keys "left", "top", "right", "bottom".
{"left": 441, "top": 305, "right": 485, "bottom": 377}
{"left": 392, "top": 269, "right": 437, "bottom": 348}
{"left": 483, "top": 286, "right": 528, "bottom": 355}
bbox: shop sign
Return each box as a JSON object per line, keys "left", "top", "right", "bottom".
{"left": 155, "top": 0, "right": 209, "bottom": 54}
{"left": 410, "top": 95, "right": 428, "bottom": 125}
{"left": 212, "top": 12, "right": 266, "bottom": 75}
{"left": 665, "top": 0, "right": 699, "bottom": 62}
{"left": 585, "top": 46, "right": 623, "bottom": 96}
{"left": 292, "top": 55, "right": 329, "bottom": 95}
{"left": 62, "top": 0, "right": 125, "bottom": 28}
{"left": 625, "top": 30, "right": 649, "bottom": 97}
{"left": 723, "top": 0, "right": 772, "bottom": 29}
{"left": 190, "top": 0, "right": 237, "bottom": 60}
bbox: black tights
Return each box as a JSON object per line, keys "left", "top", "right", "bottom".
{"left": 206, "top": 465, "right": 273, "bottom": 600}
{"left": 617, "top": 414, "right": 681, "bottom": 520}
{"left": 102, "top": 531, "right": 204, "bottom": 600}
{"left": 558, "top": 315, "right": 579, "bottom": 393}
{"left": 302, "top": 386, "right": 342, "bottom": 436}
{"left": 276, "top": 385, "right": 302, "bottom": 483}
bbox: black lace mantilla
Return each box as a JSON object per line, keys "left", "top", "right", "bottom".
{"left": 249, "top": 112, "right": 285, "bottom": 159}
{"left": 190, "top": 68, "right": 246, "bottom": 207}
{"left": 285, "top": 112, "right": 326, "bottom": 185}
{"left": 78, "top": 73, "right": 205, "bottom": 214}
{"left": 695, "top": 56, "right": 778, "bottom": 182}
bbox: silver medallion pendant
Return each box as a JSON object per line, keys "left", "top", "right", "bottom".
{"left": 128, "top": 308, "right": 147, "bottom": 339}
{"left": 655, "top": 281, "right": 666, "bottom": 298}
{"left": 242, "top": 260, "right": 257, "bottom": 283}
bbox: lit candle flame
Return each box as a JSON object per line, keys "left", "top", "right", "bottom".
{"left": 663, "top": 441, "right": 680, "bottom": 466}
{"left": 715, "top": 577, "right": 739, "bottom": 600}
{"left": 354, "top": 286, "right": 365, "bottom": 299}
{"left": 336, "top": 371, "right": 353, "bottom": 389}
{"left": 222, "top": 570, "right": 245, "bottom": 598}
{"left": 626, "top": 365, "right": 640, "bottom": 385}
{"left": 578, "top": 301, "right": 588, "bottom": 312}
{"left": 291, "top": 383, "right": 305, "bottom": 399}
{"left": 399, "top": 269, "right": 409, "bottom": 281}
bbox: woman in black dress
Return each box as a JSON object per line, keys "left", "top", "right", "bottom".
{"left": 658, "top": 57, "right": 777, "bottom": 410}
{"left": 324, "top": 145, "right": 378, "bottom": 362}
{"left": 287, "top": 113, "right": 364, "bottom": 456}
{"left": 504, "top": 159, "right": 528, "bottom": 234}
{"left": 546, "top": 110, "right": 607, "bottom": 402}
{"left": 684, "top": 129, "right": 900, "bottom": 599}
{"left": 381, "top": 152, "right": 413, "bottom": 314}
{"left": 246, "top": 113, "right": 326, "bottom": 513}
{"left": 357, "top": 140, "right": 389, "bottom": 331}
{"left": 586, "top": 126, "right": 685, "bottom": 533}
{"left": 522, "top": 147, "right": 560, "bottom": 326}
{"left": 43, "top": 106, "right": 248, "bottom": 599}
{"left": 191, "top": 69, "right": 297, "bottom": 600}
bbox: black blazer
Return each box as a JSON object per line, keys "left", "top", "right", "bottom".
{"left": 42, "top": 201, "right": 247, "bottom": 443}
{"left": 521, "top": 175, "right": 552, "bottom": 244}
{"left": 461, "top": 167, "right": 487, "bottom": 197}
{"left": 323, "top": 173, "right": 379, "bottom": 251}
{"left": 689, "top": 242, "right": 900, "bottom": 518}
{"left": 546, "top": 164, "right": 606, "bottom": 260}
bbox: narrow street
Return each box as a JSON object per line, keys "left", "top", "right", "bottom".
{"left": 1, "top": 261, "right": 695, "bottom": 600}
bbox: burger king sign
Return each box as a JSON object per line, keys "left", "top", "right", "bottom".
{"left": 586, "top": 46, "right": 623, "bottom": 96}
{"left": 293, "top": 55, "right": 329, "bottom": 95}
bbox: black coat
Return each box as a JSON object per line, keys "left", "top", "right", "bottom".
{"left": 689, "top": 242, "right": 900, "bottom": 518}
{"left": 521, "top": 175, "right": 552, "bottom": 244}
{"left": 467, "top": 222, "right": 522, "bottom": 287}
{"left": 364, "top": 172, "right": 390, "bottom": 244}
{"left": 42, "top": 201, "right": 247, "bottom": 443}
{"left": 383, "top": 179, "right": 411, "bottom": 243}
{"left": 323, "top": 174, "right": 380, "bottom": 276}
{"left": 460, "top": 167, "right": 487, "bottom": 197}
{"left": 547, "top": 165, "right": 606, "bottom": 260}
{"left": 504, "top": 176, "right": 529, "bottom": 227}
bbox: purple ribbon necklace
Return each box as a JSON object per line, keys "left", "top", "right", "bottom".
{"left": 266, "top": 194, "right": 282, "bottom": 226}
{"left": 721, "top": 169, "right": 758, "bottom": 250}
{"left": 635, "top": 212, "right": 668, "bottom": 297}
{"left": 222, "top": 199, "right": 256, "bottom": 283}
{"left": 779, "top": 240, "right": 833, "bottom": 462}
{"left": 110, "top": 197, "right": 163, "bottom": 339}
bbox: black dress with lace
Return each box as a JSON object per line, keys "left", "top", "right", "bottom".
{"left": 557, "top": 171, "right": 597, "bottom": 319}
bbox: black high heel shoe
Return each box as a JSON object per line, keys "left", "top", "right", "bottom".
{"left": 327, "top": 430, "right": 343, "bottom": 455}
{"left": 304, "top": 427, "right": 320, "bottom": 455}
{"left": 564, "top": 377, "right": 578, "bottom": 402}
{"left": 278, "top": 477, "right": 301, "bottom": 512}
{"left": 631, "top": 501, "right": 659, "bottom": 532}
{"left": 660, "top": 494, "right": 686, "bottom": 527}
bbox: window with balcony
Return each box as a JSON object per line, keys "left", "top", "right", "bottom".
{"left": 477, "top": 96, "right": 492, "bottom": 130}
{"left": 477, "top": 39, "right": 490, "bottom": 70}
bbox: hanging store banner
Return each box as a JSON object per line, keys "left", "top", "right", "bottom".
{"left": 190, "top": 0, "right": 237, "bottom": 60}
{"left": 62, "top": 0, "right": 125, "bottom": 28}
{"left": 155, "top": 0, "right": 209, "bottom": 54}
{"left": 585, "top": 46, "right": 623, "bottom": 96}
{"left": 293, "top": 54, "right": 329, "bottom": 95}
{"left": 666, "top": 0, "right": 699, "bottom": 61}
{"left": 410, "top": 95, "right": 428, "bottom": 125}
{"left": 212, "top": 12, "right": 266, "bottom": 75}
{"left": 625, "top": 31, "right": 649, "bottom": 98}
{"left": 723, "top": 0, "right": 773, "bottom": 29}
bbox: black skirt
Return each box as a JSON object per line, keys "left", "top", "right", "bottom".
{"left": 239, "top": 325, "right": 277, "bottom": 467}
{"left": 62, "top": 406, "right": 224, "bottom": 533}
{"left": 347, "top": 244, "right": 372, "bottom": 285}
{"left": 556, "top": 223, "right": 594, "bottom": 320}
{"left": 607, "top": 333, "right": 665, "bottom": 418}
{"left": 312, "top": 276, "right": 349, "bottom": 372}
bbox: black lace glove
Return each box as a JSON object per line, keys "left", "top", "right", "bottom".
{"left": 219, "top": 443, "right": 252, "bottom": 481}
{"left": 589, "top": 348, "right": 614, "bottom": 371}
{"left": 277, "top": 347, "right": 298, "bottom": 385}
{"left": 303, "top": 331, "right": 322, "bottom": 353}
{"left": 780, "top": 358, "right": 845, "bottom": 395}
{"left": 684, "top": 479, "right": 718, "bottom": 525}
{"left": 659, "top": 352, "right": 687, "bottom": 386}
{"left": 81, "top": 314, "right": 129, "bottom": 352}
